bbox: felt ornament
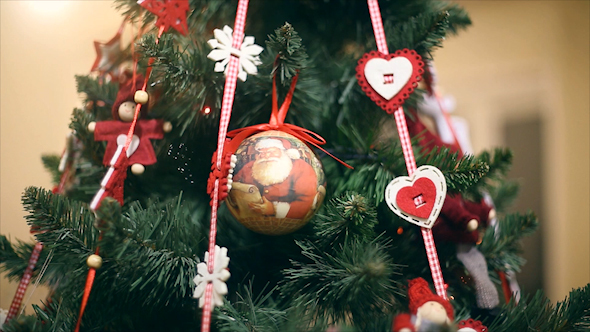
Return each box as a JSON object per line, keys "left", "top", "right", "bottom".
{"left": 385, "top": 165, "right": 446, "bottom": 229}
{"left": 139, "top": 0, "right": 190, "bottom": 35}
{"left": 356, "top": 49, "right": 424, "bottom": 113}
{"left": 392, "top": 278, "right": 454, "bottom": 332}
{"left": 88, "top": 75, "right": 171, "bottom": 174}
{"left": 457, "top": 318, "right": 488, "bottom": 332}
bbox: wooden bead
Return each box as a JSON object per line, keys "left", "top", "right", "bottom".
{"left": 162, "top": 121, "right": 173, "bottom": 133}
{"left": 131, "top": 163, "right": 145, "bottom": 175}
{"left": 488, "top": 208, "right": 497, "bottom": 221}
{"left": 87, "top": 254, "right": 103, "bottom": 269}
{"left": 134, "top": 90, "right": 149, "bottom": 104}
{"left": 466, "top": 219, "right": 479, "bottom": 232}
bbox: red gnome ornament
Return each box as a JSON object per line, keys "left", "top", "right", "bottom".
{"left": 88, "top": 75, "right": 172, "bottom": 175}
{"left": 393, "top": 278, "right": 454, "bottom": 332}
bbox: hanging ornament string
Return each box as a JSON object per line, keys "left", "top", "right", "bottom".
{"left": 124, "top": 24, "right": 165, "bottom": 150}
{"left": 75, "top": 24, "right": 166, "bottom": 332}
{"left": 224, "top": 59, "right": 353, "bottom": 169}
{"left": 202, "top": 1, "right": 249, "bottom": 331}
{"left": 2, "top": 132, "right": 80, "bottom": 324}
{"left": 367, "top": 0, "right": 447, "bottom": 299}
{"left": 3, "top": 242, "right": 43, "bottom": 324}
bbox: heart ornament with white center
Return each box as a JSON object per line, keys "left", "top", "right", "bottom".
{"left": 356, "top": 49, "right": 424, "bottom": 114}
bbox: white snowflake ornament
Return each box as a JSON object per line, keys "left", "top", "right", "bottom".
{"left": 207, "top": 25, "right": 263, "bottom": 82}
{"left": 0, "top": 308, "right": 7, "bottom": 327}
{"left": 193, "top": 246, "right": 230, "bottom": 308}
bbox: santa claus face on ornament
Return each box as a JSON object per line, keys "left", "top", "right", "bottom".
{"left": 118, "top": 101, "right": 137, "bottom": 122}
{"left": 226, "top": 130, "right": 326, "bottom": 235}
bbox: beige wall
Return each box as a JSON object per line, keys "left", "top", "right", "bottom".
{"left": 1, "top": 0, "right": 588, "bottom": 311}
{"left": 435, "top": 1, "right": 590, "bottom": 302}
{"left": 1, "top": 1, "right": 122, "bottom": 311}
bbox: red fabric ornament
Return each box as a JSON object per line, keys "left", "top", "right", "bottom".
{"left": 392, "top": 313, "right": 415, "bottom": 332}
{"left": 102, "top": 153, "right": 129, "bottom": 206}
{"left": 396, "top": 177, "right": 437, "bottom": 219}
{"left": 458, "top": 318, "right": 488, "bottom": 332}
{"left": 392, "top": 278, "right": 454, "bottom": 332}
{"left": 93, "top": 76, "right": 164, "bottom": 166}
{"left": 407, "top": 277, "right": 454, "bottom": 320}
{"left": 356, "top": 49, "right": 424, "bottom": 114}
{"left": 139, "top": 0, "right": 190, "bottom": 35}
{"left": 434, "top": 195, "right": 492, "bottom": 243}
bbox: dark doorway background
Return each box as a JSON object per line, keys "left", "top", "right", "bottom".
{"left": 503, "top": 116, "right": 545, "bottom": 295}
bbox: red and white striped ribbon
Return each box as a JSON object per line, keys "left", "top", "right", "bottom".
{"left": 75, "top": 25, "right": 167, "bottom": 332}
{"left": 202, "top": 1, "right": 250, "bottom": 331}
{"left": 368, "top": 0, "right": 447, "bottom": 299}
{"left": 4, "top": 242, "right": 44, "bottom": 323}
{"left": 368, "top": 0, "right": 389, "bottom": 55}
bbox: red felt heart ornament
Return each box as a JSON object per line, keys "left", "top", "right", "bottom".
{"left": 356, "top": 49, "right": 424, "bottom": 114}
{"left": 395, "top": 177, "right": 436, "bottom": 219}
{"left": 384, "top": 165, "right": 446, "bottom": 229}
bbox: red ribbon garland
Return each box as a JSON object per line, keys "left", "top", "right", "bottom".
{"left": 224, "top": 66, "right": 352, "bottom": 169}
{"left": 74, "top": 22, "right": 165, "bottom": 332}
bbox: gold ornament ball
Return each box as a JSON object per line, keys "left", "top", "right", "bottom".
{"left": 87, "top": 254, "right": 103, "bottom": 269}
{"left": 134, "top": 90, "right": 149, "bottom": 104}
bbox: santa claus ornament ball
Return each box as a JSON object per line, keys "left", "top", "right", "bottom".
{"left": 226, "top": 130, "right": 326, "bottom": 235}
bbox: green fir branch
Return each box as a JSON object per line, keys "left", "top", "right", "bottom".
{"left": 444, "top": 3, "right": 472, "bottom": 34}
{"left": 478, "top": 211, "right": 538, "bottom": 273}
{"left": 266, "top": 23, "right": 308, "bottom": 85}
{"left": 488, "top": 179, "right": 520, "bottom": 214}
{"left": 215, "top": 284, "right": 287, "bottom": 332}
{"left": 313, "top": 192, "right": 378, "bottom": 248}
{"left": 385, "top": 11, "right": 450, "bottom": 59}
{"left": 41, "top": 154, "right": 62, "bottom": 186}
{"left": 94, "top": 195, "right": 205, "bottom": 306}
{"left": 21, "top": 186, "right": 99, "bottom": 286}
{"left": 417, "top": 146, "right": 490, "bottom": 194}
{"left": 487, "top": 285, "right": 590, "bottom": 332}
{"left": 282, "top": 237, "right": 403, "bottom": 329}
{"left": 136, "top": 32, "right": 225, "bottom": 137}
{"left": 75, "top": 75, "right": 118, "bottom": 121}
{"left": 0, "top": 236, "right": 40, "bottom": 281}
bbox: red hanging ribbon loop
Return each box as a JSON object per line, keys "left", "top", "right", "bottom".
{"left": 225, "top": 67, "right": 352, "bottom": 169}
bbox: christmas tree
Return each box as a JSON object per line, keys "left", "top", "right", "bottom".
{"left": 1, "top": 0, "right": 588, "bottom": 331}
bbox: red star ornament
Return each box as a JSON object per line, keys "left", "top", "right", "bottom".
{"left": 91, "top": 21, "right": 126, "bottom": 76}
{"left": 138, "top": 0, "right": 190, "bottom": 35}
